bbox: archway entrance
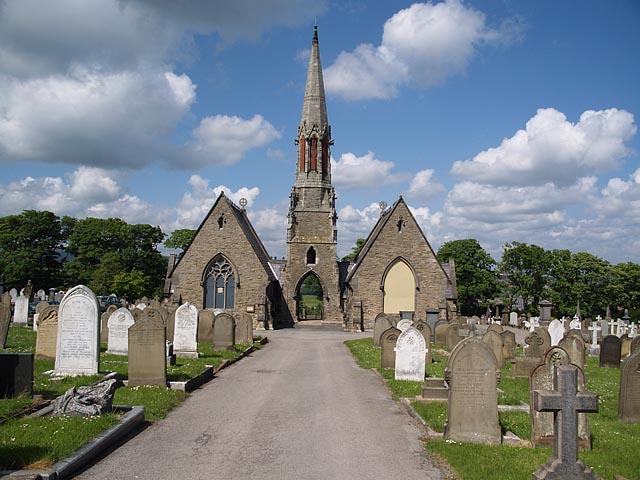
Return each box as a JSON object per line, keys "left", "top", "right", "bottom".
{"left": 383, "top": 259, "right": 415, "bottom": 314}
{"left": 297, "top": 273, "right": 323, "bottom": 320}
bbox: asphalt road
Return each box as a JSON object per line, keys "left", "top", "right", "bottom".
{"left": 78, "top": 326, "right": 445, "bottom": 480}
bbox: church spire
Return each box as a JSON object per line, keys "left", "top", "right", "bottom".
{"left": 301, "top": 25, "right": 328, "bottom": 131}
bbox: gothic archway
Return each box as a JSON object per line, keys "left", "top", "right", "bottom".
{"left": 382, "top": 258, "right": 416, "bottom": 314}
{"left": 202, "top": 255, "right": 236, "bottom": 309}
{"left": 296, "top": 272, "right": 324, "bottom": 320}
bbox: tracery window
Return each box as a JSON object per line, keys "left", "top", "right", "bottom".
{"left": 204, "top": 257, "right": 235, "bottom": 309}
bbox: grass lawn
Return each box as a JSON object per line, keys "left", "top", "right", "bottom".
{"left": 0, "top": 325, "right": 258, "bottom": 471}
{"left": 345, "top": 336, "right": 640, "bottom": 480}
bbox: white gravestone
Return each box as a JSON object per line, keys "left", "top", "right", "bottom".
{"left": 394, "top": 326, "right": 427, "bottom": 381}
{"left": 33, "top": 313, "right": 39, "bottom": 332}
{"left": 107, "top": 307, "right": 135, "bottom": 355}
{"left": 9, "top": 288, "right": 17, "bottom": 303}
{"left": 548, "top": 319, "right": 564, "bottom": 346}
{"left": 629, "top": 324, "right": 638, "bottom": 338}
{"left": 37, "top": 289, "right": 47, "bottom": 301}
{"left": 396, "top": 318, "right": 413, "bottom": 332}
{"left": 600, "top": 319, "right": 609, "bottom": 337}
{"left": 570, "top": 315, "right": 581, "bottom": 331}
{"left": 136, "top": 303, "right": 147, "bottom": 311}
{"left": 55, "top": 285, "right": 100, "bottom": 376}
{"left": 509, "top": 312, "right": 518, "bottom": 327}
{"left": 616, "top": 319, "right": 626, "bottom": 337}
{"left": 13, "top": 293, "right": 29, "bottom": 325}
{"left": 173, "top": 302, "right": 199, "bottom": 358}
{"left": 588, "top": 323, "right": 601, "bottom": 347}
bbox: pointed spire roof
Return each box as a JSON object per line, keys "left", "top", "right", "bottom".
{"left": 300, "top": 25, "right": 328, "bottom": 131}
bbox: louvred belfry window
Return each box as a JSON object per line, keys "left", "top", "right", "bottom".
{"left": 310, "top": 137, "right": 317, "bottom": 171}
{"left": 299, "top": 136, "right": 306, "bottom": 172}
{"left": 322, "top": 137, "right": 328, "bottom": 174}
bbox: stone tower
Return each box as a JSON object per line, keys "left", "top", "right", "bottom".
{"left": 284, "top": 26, "right": 341, "bottom": 324}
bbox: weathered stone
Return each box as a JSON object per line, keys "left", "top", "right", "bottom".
{"left": 394, "top": 327, "right": 427, "bottom": 381}
{"left": 232, "top": 311, "right": 253, "bottom": 345}
{"left": 13, "top": 292, "right": 29, "bottom": 325}
{"left": 486, "top": 323, "right": 503, "bottom": 335}
{"left": 536, "top": 327, "right": 552, "bottom": 356}
{"left": 599, "top": 335, "right": 622, "bottom": 368}
{"left": 512, "top": 356, "right": 542, "bottom": 378}
{"left": 53, "top": 374, "right": 123, "bottom": 416}
{"left": 0, "top": 353, "right": 33, "bottom": 398}
{"left": 128, "top": 314, "right": 166, "bottom": 387}
{"left": 631, "top": 335, "right": 640, "bottom": 354}
{"left": 559, "top": 334, "right": 586, "bottom": 370}
{"left": 501, "top": 330, "right": 516, "bottom": 361}
{"left": 444, "top": 336, "right": 501, "bottom": 445}
{"left": 434, "top": 319, "right": 448, "bottom": 345}
{"left": 482, "top": 330, "right": 505, "bottom": 369}
{"left": 445, "top": 322, "right": 463, "bottom": 351}
{"left": 35, "top": 306, "right": 58, "bottom": 360}
{"left": 396, "top": 318, "right": 413, "bottom": 332}
{"left": 380, "top": 326, "right": 401, "bottom": 369}
{"left": 525, "top": 331, "right": 545, "bottom": 358}
{"left": 412, "top": 320, "right": 432, "bottom": 367}
{"left": 173, "top": 303, "right": 199, "bottom": 357}
{"left": 619, "top": 348, "right": 640, "bottom": 422}
{"left": 213, "top": 313, "right": 236, "bottom": 351}
{"left": 0, "top": 295, "right": 10, "bottom": 348}
{"left": 373, "top": 313, "right": 394, "bottom": 346}
{"left": 106, "top": 307, "right": 135, "bottom": 356}
{"left": 621, "top": 334, "right": 631, "bottom": 359}
{"left": 198, "top": 309, "right": 214, "bottom": 344}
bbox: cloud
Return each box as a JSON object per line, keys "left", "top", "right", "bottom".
{"left": 331, "top": 151, "right": 404, "bottom": 191}
{"left": 407, "top": 169, "right": 445, "bottom": 200}
{"left": 324, "top": 0, "right": 524, "bottom": 100}
{"left": 451, "top": 108, "right": 637, "bottom": 187}
{"left": 337, "top": 202, "right": 383, "bottom": 257}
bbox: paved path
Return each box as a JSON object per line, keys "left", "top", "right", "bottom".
{"left": 79, "top": 326, "right": 444, "bottom": 480}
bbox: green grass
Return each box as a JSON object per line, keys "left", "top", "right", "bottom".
{"left": 345, "top": 336, "right": 640, "bottom": 480}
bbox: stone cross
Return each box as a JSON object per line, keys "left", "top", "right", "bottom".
{"left": 587, "top": 323, "right": 601, "bottom": 347}
{"left": 616, "top": 319, "right": 626, "bottom": 337}
{"left": 532, "top": 365, "right": 599, "bottom": 479}
{"left": 609, "top": 319, "right": 616, "bottom": 336}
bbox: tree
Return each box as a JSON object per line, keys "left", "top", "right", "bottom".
{"left": 342, "top": 238, "right": 366, "bottom": 261}
{"left": 613, "top": 262, "right": 640, "bottom": 319}
{"left": 566, "top": 252, "right": 617, "bottom": 318}
{"left": 436, "top": 239, "right": 499, "bottom": 315}
{"left": 499, "top": 242, "right": 549, "bottom": 313}
{"left": 0, "top": 210, "right": 64, "bottom": 290}
{"left": 164, "top": 229, "right": 196, "bottom": 257}
{"left": 111, "top": 269, "right": 150, "bottom": 301}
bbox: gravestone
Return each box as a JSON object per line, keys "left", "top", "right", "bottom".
{"left": 539, "top": 300, "right": 552, "bottom": 326}
{"left": 232, "top": 312, "right": 253, "bottom": 345}
{"left": 530, "top": 347, "right": 591, "bottom": 450}
{"left": 445, "top": 322, "right": 463, "bottom": 351}
{"left": 525, "top": 331, "right": 545, "bottom": 358}
{"left": 396, "top": 318, "right": 413, "bottom": 332}
{"left": 380, "top": 326, "right": 401, "bottom": 369}
{"left": 35, "top": 301, "right": 49, "bottom": 315}
{"left": 0, "top": 293, "right": 11, "bottom": 348}
{"left": 501, "top": 330, "right": 516, "bottom": 362}
{"left": 536, "top": 327, "right": 552, "bottom": 356}
{"left": 513, "top": 330, "right": 545, "bottom": 377}
{"left": 487, "top": 323, "right": 503, "bottom": 335}
{"left": 198, "top": 309, "right": 214, "bottom": 344}
{"left": 467, "top": 317, "right": 477, "bottom": 337}
{"left": 131, "top": 307, "right": 144, "bottom": 322}
{"left": 0, "top": 353, "right": 33, "bottom": 398}
{"left": 618, "top": 348, "right": 640, "bottom": 422}
{"left": 620, "top": 334, "right": 631, "bottom": 359}
{"left": 100, "top": 311, "right": 111, "bottom": 344}
{"left": 444, "top": 336, "right": 501, "bottom": 445}
{"left": 587, "top": 323, "right": 601, "bottom": 348}
{"left": 55, "top": 285, "right": 100, "bottom": 376}
{"left": 599, "top": 335, "right": 622, "bottom": 368}
{"left": 128, "top": 314, "right": 166, "bottom": 387}
{"left": 600, "top": 318, "right": 609, "bottom": 338}
{"left": 373, "top": 313, "right": 394, "bottom": 347}
{"left": 106, "top": 307, "right": 135, "bottom": 356}
{"left": 631, "top": 335, "right": 640, "bottom": 355}
{"left": 394, "top": 327, "right": 427, "bottom": 381}
{"left": 532, "top": 365, "right": 599, "bottom": 480}
{"left": 37, "top": 289, "right": 46, "bottom": 301}
{"left": 13, "top": 292, "right": 29, "bottom": 325}
{"left": 434, "top": 319, "right": 449, "bottom": 345}
{"left": 173, "top": 302, "right": 199, "bottom": 358}
{"left": 212, "top": 313, "right": 236, "bottom": 351}
{"left": 509, "top": 311, "right": 518, "bottom": 327}
{"left": 9, "top": 288, "right": 17, "bottom": 303}
{"left": 412, "top": 320, "right": 432, "bottom": 367}
{"left": 426, "top": 309, "right": 439, "bottom": 342}
{"left": 35, "top": 306, "right": 58, "bottom": 359}
{"left": 548, "top": 319, "right": 564, "bottom": 346}
{"left": 482, "top": 330, "right": 505, "bottom": 369}
{"left": 163, "top": 306, "right": 175, "bottom": 342}
{"left": 559, "top": 334, "right": 586, "bottom": 370}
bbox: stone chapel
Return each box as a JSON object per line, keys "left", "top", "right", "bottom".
{"left": 164, "top": 27, "right": 457, "bottom": 330}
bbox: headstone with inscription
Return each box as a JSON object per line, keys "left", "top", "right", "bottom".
{"left": 212, "top": 313, "right": 236, "bottom": 351}
{"left": 106, "top": 307, "right": 135, "bottom": 356}
{"left": 380, "top": 326, "right": 401, "bottom": 369}
{"left": 35, "top": 306, "right": 58, "bottom": 360}
{"left": 394, "top": 327, "right": 427, "bottom": 381}
{"left": 128, "top": 314, "right": 166, "bottom": 387}
{"left": 599, "top": 335, "right": 622, "bottom": 368}
{"left": 54, "top": 285, "right": 100, "bottom": 376}
{"left": 198, "top": 309, "right": 214, "bottom": 344}
{"left": 373, "top": 313, "right": 394, "bottom": 347}
{"left": 619, "top": 348, "right": 640, "bottom": 422}
{"left": 444, "top": 336, "right": 501, "bottom": 445}
{"left": 173, "top": 302, "right": 199, "bottom": 358}
{"left": 536, "top": 327, "right": 552, "bottom": 356}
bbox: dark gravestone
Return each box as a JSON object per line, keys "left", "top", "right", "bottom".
{"left": 213, "top": 313, "right": 236, "bottom": 351}
{"left": 0, "top": 353, "right": 33, "bottom": 398}
{"left": 0, "top": 294, "right": 11, "bottom": 348}
{"left": 599, "top": 335, "right": 622, "bottom": 368}
{"left": 530, "top": 347, "right": 591, "bottom": 450}
{"left": 501, "top": 330, "right": 516, "bottom": 362}
{"left": 373, "top": 313, "right": 394, "bottom": 347}
{"left": 128, "top": 315, "right": 167, "bottom": 388}
{"left": 532, "top": 365, "right": 599, "bottom": 480}
{"left": 198, "top": 309, "right": 214, "bottom": 344}
{"left": 444, "top": 337, "right": 501, "bottom": 445}
{"left": 619, "top": 348, "right": 640, "bottom": 422}
{"left": 434, "top": 319, "right": 448, "bottom": 345}
{"left": 426, "top": 308, "right": 439, "bottom": 342}
{"left": 380, "top": 326, "right": 401, "bottom": 369}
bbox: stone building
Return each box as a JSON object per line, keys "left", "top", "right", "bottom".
{"left": 165, "top": 27, "right": 457, "bottom": 329}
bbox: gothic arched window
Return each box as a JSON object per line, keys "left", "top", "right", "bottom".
{"left": 204, "top": 256, "right": 235, "bottom": 309}
{"left": 306, "top": 246, "right": 317, "bottom": 265}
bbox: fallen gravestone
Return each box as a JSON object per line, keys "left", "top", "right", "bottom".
{"left": 106, "top": 307, "right": 135, "bottom": 356}
{"left": 599, "top": 335, "right": 622, "bottom": 368}
{"left": 128, "top": 313, "right": 167, "bottom": 387}
{"left": 444, "top": 336, "right": 501, "bottom": 445}
{"left": 213, "top": 313, "right": 236, "bottom": 351}
{"left": 618, "top": 348, "right": 640, "bottom": 422}
{"left": 394, "top": 326, "right": 427, "bottom": 381}
{"left": 173, "top": 302, "right": 199, "bottom": 358}
{"left": 54, "top": 373, "right": 123, "bottom": 416}
{"left": 380, "top": 326, "right": 401, "bottom": 369}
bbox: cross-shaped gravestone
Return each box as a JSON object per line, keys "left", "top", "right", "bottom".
{"left": 587, "top": 323, "right": 601, "bottom": 347}
{"left": 532, "top": 365, "right": 599, "bottom": 480}
{"left": 609, "top": 319, "right": 616, "bottom": 336}
{"left": 525, "top": 331, "right": 545, "bottom": 358}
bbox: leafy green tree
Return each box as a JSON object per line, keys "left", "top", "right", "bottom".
{"left": 613, "top": 262, "right": 640, "bottom": 319}
{"left": 111, "top": 269, "right": 150, "bottom": 301}
{"left": 164, "top": 229, "right": 196, "bottom": 255}
{"left": 0, "top": 210, "right": 64, "bottom": 290}
{"left": 546, "top": 249, "right": 573, "bottom": 314}
{"left": 342, "top": 238, "right": 366, "bottom": 261}
{"left": 568, "top": 252, "right": 617, "bottom": 318}
{"left": 499, "top": 242, "right": 549, "bottom": 313}
{"left": 88, "top": 252, "right": 123, "bottom": 295}
{"left": 437, "top": 239, "right": 499, "bottom": 315}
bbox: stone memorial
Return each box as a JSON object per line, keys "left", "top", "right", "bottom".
{"left": 501, "top": 330, "right": 516, "bottom": 362}
{"left": 536, "top": 327, "right": 552, "bottom": 356}
{"left": 173, "top": 302, "right": 199, "bottom": 358}
{"left": 532, "top": 365, "right": 599, "bottom": 480}
{"left": 445, "top": 322, "right": 463, "bottom": 351}
{"left": 396, "top": 318, "right": 413, "bottom": 332}
{"left": 128, "top": 314, "right": 166, "bottom": 387}
{"left": 394, "top": 327, "right": 427, "bottom": 381}
{"left": 412, "top": 320, "right": 432, "bottom": 367}
{"left": 620, "top": 334, "right": 631, "bottom": 358}
{"left": 482, "top": 330, "right": 505, "bottom": 369}
{"left": 530, "top": 346, "right": 591, "bottom": 450}
{"left": 106, "top": 307, "right": 135, "bottom": 356}
{"left": 548, "top": 319, "right": 564, "bottom": 346}
{"left": 509, "top": 311, "right": 518, "bottom": 327}
{"left": 618, "top": 348, "right": 640, "bottom": 422}
{"left": 0, "top": 353, "right": 33, "bottom": 398}
{"left": 513, "top": 330, "right": 546, "bottom": 377}
{"left": 55, "top": 285, "right": 100, "bottom": 376}
{"left": 434, "top": 319, "right": 449, "bottom": 345}
{"left": 131, "top": 307, "right": 143, "bottom": 322}
{"left": 373, "top": 313, "right": 395, "bottom": 346}
{"left": 198, "top": 309, "right": 215, "bottom": 344}
{"left": 37, "top": 289, "right": 46, "bottom": 301}
{"left": 212, "top": 312, "right": 236, "bottom": 351}
{"left": 100, "top": 311, "right": 111, "bottom": 344}
{"left": 599, "top": 335, "right": 621, "bottom": 368}
{"left": 539, "top": 300, "right": 552, "bottom": 326}
{"left": 13, "top": 292, "right": 28, "bottom": 325}
{"left": 444, "top": 337, "right": 501, "bottom": 445}
{"left": 0, "top": 293, "right": 10, "bottom": 348}
{"left": 600, "top": 318, "right": 609, "bottom": 338}
{"left": 35, "top": 306, "right": 58, "bottom": 360}
{"left": 487, "top": 323, "right": 503, "bottom": 334}
{"left": 9, "top": 288, "right": 17, "bottom": 303}
{"left": 233, "top": 311, "right": 253, "bottom": 345}
{"left": 631, "top": 335, "right": 640, "bottom": 355}
{"left": 559, "top": 334, "right": 586, "bottom": 370}
{"left": 380, "top": 326, "right": 401, "bottom": 369}
{"left": 425, "top": 309, "right": 439, "bottom": 342}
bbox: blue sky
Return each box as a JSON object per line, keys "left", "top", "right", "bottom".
{"left": 0, "top": 0, "right": 638, "bottom": 263}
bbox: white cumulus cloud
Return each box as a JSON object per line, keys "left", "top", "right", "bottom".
{"left": 407, "top": 169, "right": 445, "bottom": 200}
{"left": 331, "top": 151, "right": 404, "bottom": 191}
